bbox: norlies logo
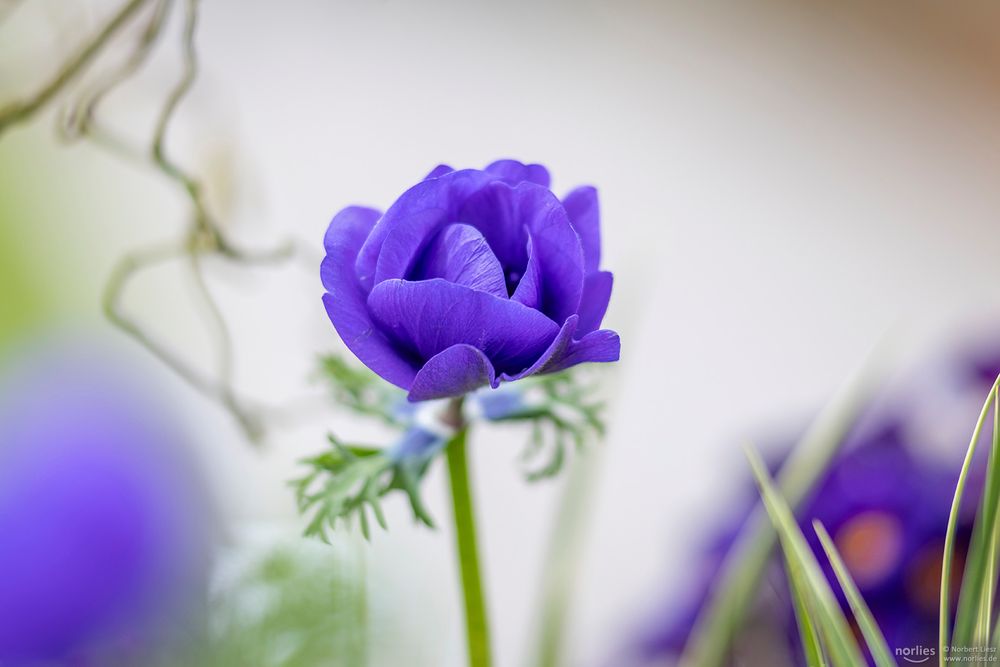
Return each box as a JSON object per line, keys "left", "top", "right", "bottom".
{"left": 896, "top": 645, "right": 1000, "bottom": 663}
{"left": 895, "top": 646, "right": 934, "bottom": 664}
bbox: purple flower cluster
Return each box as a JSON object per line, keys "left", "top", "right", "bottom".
{"left": 321, "top": 160, "right": 620, "bottom": 401}
{"left": 0, "top": 345, "right": 207, "bottom": 666}
{"left": 631, "top": 342, "right": 1000, "bottom": 666}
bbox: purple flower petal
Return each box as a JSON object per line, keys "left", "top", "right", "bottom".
{"left": 424, "top": 164, "right": 454, "bottom": 180}
{"left": 485, "top": 159, "right": 551, "bottom": 188}
{"left": 500, "top": 314, "right": 621, "bottom": 381}
{"left": 408, "top": 344, "right": 498, "bottom": 401}
{"left": 411, "top": 224, "right": 507, "bottom": 298}
{"left": 458, "top": 181, "right": 530, "bottom": 279}
{"left": 522, "top": 185, "right": 585, "bottom": 322}
{"left": 323, "top": 205, "right": 381, "bottom": 254}
{"left": 511, "top": 236, "right": 541, "bottom": 309}
{"left": 546, "top": 328, "right": 620, "bottom": 373}
{"left": 321, "top": 207, "right": 419, "bottom": 389}
{"left": 366, "top": 278, "right": 560, "bottom": 375}
{"left": 499, "top": 315, "right": 579, "bottom": 382}
{"left": 577, "top": 270, "right": 614, "bottom": 336}
{"left": 562, "top": 186, "right": 601, "bottom": 274}
{"left": 367, "top": 169, "right": 495, "bottom": 288}
{"left": 461, "top": 182, "right": 584, "bottom": 322}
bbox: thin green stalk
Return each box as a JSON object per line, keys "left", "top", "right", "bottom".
{"left": 746, "top": 448, "right": 867, "bottom": 667}
{"left": 814, "top": 521, "right": 895, "bottom": 667}
{"left": 531, "top": 452, "right": 595, "bottom": 667}
{"left": 446, "top": 428, "right": 492, "bottom": 667}
{"left": 351, "top": 536, "right": 370, "bottom": 666}
{"left": 954, "top": 386, "right": 1000, "bottom": 653}
{"left": 940, "top": 378, "right": 1000, "bottom": 667}
{"left": 785, "top": 551, "right": 824, "bottom": 667}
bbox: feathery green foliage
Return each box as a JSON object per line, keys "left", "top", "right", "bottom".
{"left": 291, "top": 433, "right": 436, "bottom": 541}
{"left": 492, "top": 372, "right": 606, "bottom": 481}
{"left": 318, "top": 353, "right": 404, "bottom": 426}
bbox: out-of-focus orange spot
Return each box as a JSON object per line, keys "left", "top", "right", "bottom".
{"left": 906, "top": 540, "right": 966, "bottom": 614}
{"left": 835, "top": 511, "right": 904, "bottom": 588}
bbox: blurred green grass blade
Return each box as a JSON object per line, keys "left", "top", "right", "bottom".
{"left": 680, "top": 358, "right": 881, "bottom": 667}
{"left": 954, "top": 383, "right": 1000, "bottom": 652}
{"left": 940, "top": 378, "right": 1000, "bottom": 665}
{"left": 814, "top": 521, "right": 895, "bottom": 667}
{"left": 785, "top": 552, "right": 826, "bottom": 667}
{"left": 530, "top": 453, "right": 597, "bottom": 667}
{"left": 745, "top": 447, "right": 868, "bottom": 667}
{"left": 992, "top": 401, "right": 1000, "bottom": 650}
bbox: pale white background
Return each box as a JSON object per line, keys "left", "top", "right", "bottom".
{"left": 3, "top": 1, "right": 1000, "bottom": 665}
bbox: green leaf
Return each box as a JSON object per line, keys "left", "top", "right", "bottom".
{"left": 168, "top": 547, "right": 370, "bottom": 666}
{"left": 387, "top": 461, "right": 437, "bottom": 528}
{"left": 785, "top": 550, "right": 826, "bottom": 667}
{"left": 813, "top": 521, "right": 895, "bottom": 667}
{"left": 680, "top": 358, "right": 880, "bottom": 667}
{"left": 941, "top": 377, "right": 1000, "bottom": 663}
{"left": 293, "top": 428, "right": 445, "bottom": 539}
{"left": 745, "top": 447, "right": 868, "bottom": 667}
{"left": 953, "top": 393, "right": 1000, "bottom": 651}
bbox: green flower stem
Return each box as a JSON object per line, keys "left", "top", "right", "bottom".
{"left": 446, "top": 427, "right": 492, "bottom": 667}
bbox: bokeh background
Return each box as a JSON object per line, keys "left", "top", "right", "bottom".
{"left": 2, "top": 1, "right": 1000, "bottom": 665}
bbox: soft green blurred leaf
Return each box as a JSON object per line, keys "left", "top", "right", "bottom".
{"left": 0, "top": 141, "right": 60, "bottom": 350}
{"left": 746, "top": 447, "right": 870, "bottom": 667}
{"left": 814, "top": 521, "right": 895, "bottom": 667}
{"left": 786, "top": 550, "right": 825, "bottom": 667}
{"left": 681, "top": 357, "right": 881, "bottom": 667}
{"left": 166, "top": 548, "right": 368, "bottom": 667}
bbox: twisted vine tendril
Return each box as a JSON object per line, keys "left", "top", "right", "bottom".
{"left": 0, "top": 0, "right": 149, "bottom": 134}
{"left": 0, "top": 0, "right": 298, "bottom": 442}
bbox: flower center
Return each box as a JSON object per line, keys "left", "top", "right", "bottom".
{"left": 505, "top": 270, "right": 521, "bottom": 295}
{"left": 834, "top": 511, "right": 903, "bottom": 588}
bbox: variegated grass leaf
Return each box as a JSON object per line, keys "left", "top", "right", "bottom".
{"left": 942, "top": 376, "right": 1000, "bottom": 665}
{"left": 746, "top": 447, "right": 875, "bottom": 667}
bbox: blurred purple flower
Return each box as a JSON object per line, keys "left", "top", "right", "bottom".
{"left": 469, "top": 385, "right": 530, "bottom": 421}
{"left": 631, "top": 341, "right": 1000, "bottom": 666}
{"left": 0, "top": 344, "right": 208, "bottom": 666}
{"left": 388, "top": 424, "right": 447, "bottom": 463}
{"left": 320, "top": 160, "right": 620, "bottom": 402}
